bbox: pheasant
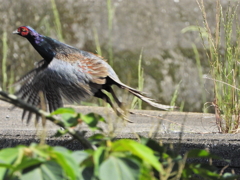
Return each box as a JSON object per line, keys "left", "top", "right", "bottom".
{"left": 13, "top": 26, "right": 174, "bottom": 121}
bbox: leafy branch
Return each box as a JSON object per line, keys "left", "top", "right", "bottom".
{"left": 0, "top": 87, "right": 96, "bottom": 150}
{"left": 0, "top": 87, "right": 238, "bottom": 179}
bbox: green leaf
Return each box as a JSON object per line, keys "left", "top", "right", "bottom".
{"left": 88, "top": 134, "right": 107, "bottom": 145}
{"left": 71, "top": 151, "right": 89, "bottom": 165}
{"left": 139, "top": 161, "right": 156, "bottom": 180}
{"left": 61, "top": 113, "right": 79, "bottom": 127}
{"left": 80, "top": 113, "right": 105, "bottom": 131}
{"left": 222, "top": 173, "right": 240, "bottom": 180}
{"left": 93, "top": 147, "right": 106, "bottom": 176}
{"left": 53, "top": 146, "right": 70, "bottom": 153}
{"left": 80, "top": 166, "right": 94, "bottom": 180}
{"left": 111, "top": 139, "right": 163, "bottom": 173}
{"left": 20, "top": 161, "right": 66, "bottom": 180}
{"left": 13, "top": 159, "right": 43, "bottom": 172}
{"left": 52, "top": 148, "right": 80, "bottom": 180}
{"left": 187, "top": 149, "right": 220, "bottom": 159}
{"left": 183, "top": 163, "right": 221, "bottom": 179}
{"left": 52, "top": 129, "right": 68, "bottom": 137}
{"left": 0, "top": 147, "right": 19, "bottom": 179}
{"left": 29, "top": 144, "right": 51, "bottom": 159}
{"left": 0, "top": 147, "right": 19, "bottom": 164}
{"left": 140, "top": 137, "right": 164, "bottom": 154}
{"left": 51, "top": 108, "right": 76, "bottom": 115}
{"left": 51, "top": 108, "right": 80, "bottom": 127}
{"left": 40, "top": 161, "right": 66, "bottom": 180}
{"left": 99, "top": 157, "right": 140, "bottom": 180}
{"left": 21, "top": 166, "right": 43, "bottom": 180}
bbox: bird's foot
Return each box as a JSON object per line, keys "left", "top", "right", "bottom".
{"left": 115, "top": 107, "right": 133, "bottom": 123}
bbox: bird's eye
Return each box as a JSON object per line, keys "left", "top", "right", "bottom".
{"left": 21, "top": 28, "right": 26, "bottom": 32}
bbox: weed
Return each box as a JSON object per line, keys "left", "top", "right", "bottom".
{"left": 107, "top": 0, "right": 114, "bottom": 66}
{"left": 170, "top": 80, "right": 182, "bottom": 111}
{"left": 1, "top": 31, "right": 8, "bottom": 91}
{"left": 50, "top": 0, "right": 64, "bottom": 42}
{"left": 197, "top": 0, "right": 240, "bottom": 133}
{"left": 131, "top": 48, "right": 144, "bottom": 109}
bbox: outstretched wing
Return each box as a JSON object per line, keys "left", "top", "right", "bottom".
{"left": 55, "top": 51, "right": 109, "bottom": 85}
{"left": 15, "top": 52, "right": 114, "bottom": 121}
{"left": 16, "top": 58, "right": 97, "bottom": 112}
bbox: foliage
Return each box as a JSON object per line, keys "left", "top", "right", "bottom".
{"left": 0, "top": 101, "right": 237, "bottom": 180}
{"left": 1, "top": 139, "right": 237, "bottom": 180}
{"left": 196, "top": 0, "right": 240, "bottom": 133}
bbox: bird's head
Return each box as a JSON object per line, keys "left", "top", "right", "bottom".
{"left": 13, "top": 26, "right": 56, "bottom": 61}
{"left": 13, "top": 26, "right": 39, "bottom": 38}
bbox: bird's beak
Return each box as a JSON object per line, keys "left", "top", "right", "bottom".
{"left": 13, "top": 29, "right": 19, "bottom": 34}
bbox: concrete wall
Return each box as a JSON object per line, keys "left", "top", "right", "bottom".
{"left": 0, "top": 0, "right": 234, "bottom": 111}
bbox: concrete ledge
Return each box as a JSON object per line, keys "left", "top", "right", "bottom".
{"left": 0, "top": 101, "right": 240, "bottom": 173}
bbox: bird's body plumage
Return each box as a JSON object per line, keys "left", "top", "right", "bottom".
{"left": 14, "top": 26, "right": 174, "bottom": 120}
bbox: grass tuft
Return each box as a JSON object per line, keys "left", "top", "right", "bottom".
{"left": 197, "top": 0, "right": 240, "bottom": 133}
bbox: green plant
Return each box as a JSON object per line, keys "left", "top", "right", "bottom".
{"left": 192, "top": 43, "right": 207, "bottom": 112}
{"left": 1, "top": 139, "right": 236, "bottom": 180}
{"left": 197, "top": 0, "right": 240, "bottom": 133}
{"left": 170, "top": 80, "right": 183, "bottom": 111}
{"left": 131, "top": 48, "right": 144, "bottom": 109}
{"left": 107, "top": 0, "right": 114, "bottom": 66}
{"left": 0, "top": 89, "right": 238, "bottom": 180}
{"left": 1, "top": 31, "right": 8, "bottom": 91}
{"left": 50, "top": 0, "right": 64, "bottom": 42}
{"left": 181, "top": 27, "right": 207, "bottom": 113}
{"left": 93, "top": 27, "right": 102, "bottom": 56}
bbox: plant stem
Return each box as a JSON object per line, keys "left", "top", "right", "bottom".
{"left": 51, "top": 0, "right": 64, "bottom": 42}
{"left": 0, "top": 88, "right": 96, "bottom": 150}
{"left": 2, "top": 31, "right": 8, "bottom": 91}
{"left": 107, "top": 0, "right": 114, "bottom": 66}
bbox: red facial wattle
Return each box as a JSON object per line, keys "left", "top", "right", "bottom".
{"left": 18, "top": 27, "right": 29, "bottom": 36}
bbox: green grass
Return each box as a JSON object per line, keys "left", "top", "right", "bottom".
{"left": 181, "top": 26, "right": 207, "bottom": 113}
{"left": 50, "top": 0, "right": 64, "bottom": 42}
{"left": 170, "top": 80, "right": 183, "bottom": 111}
{"left": 1, "top": 31, "right": 8, "bottom": 91}
{"left": 131, "top": 48, "right": 144, "bottom": 109}
{"left": 93, "top": 27, "right": 102, "bottom": 56}
{"left": 107, "top": 0, "right": 114, "bottom": 66}
{"left": 8, "top": 67, "right": 14, "bottom": 94}
{"left": 197, "top": 0, "right": 240, "bottom": 133}
{"left": 192, "top": 43, "right": 206, "bottom": 112}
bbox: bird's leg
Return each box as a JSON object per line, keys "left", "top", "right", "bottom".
{"left": 94, "top": 90, "right": 122, "bottom": 115}
{"left": 105, "top": 86, "right": 127, "bottom": 113}
{"left": 94, "top": 90, "right": 132, "bottom": 123}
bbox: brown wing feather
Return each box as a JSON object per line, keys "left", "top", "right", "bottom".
{"left": 55, "top": 53, "right": 108, "bottom": 84}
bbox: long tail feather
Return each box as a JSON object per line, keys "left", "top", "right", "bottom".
{"left": 109, "top": 75, "right": 176, "bottom": 110}
{"left": 128, "top": 89, "right": 175, "bottom": 110}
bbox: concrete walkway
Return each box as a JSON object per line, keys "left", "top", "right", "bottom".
{"left": 1, "top": 100, "right": 240, "bottom": 173}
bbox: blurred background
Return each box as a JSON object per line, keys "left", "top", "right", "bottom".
{"left": 0, "top": 0, "right": 231, "bottom": 112}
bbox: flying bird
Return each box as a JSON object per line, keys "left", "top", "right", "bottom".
{"left": 13, "top": 26, "right": 174, "bottom": 121}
